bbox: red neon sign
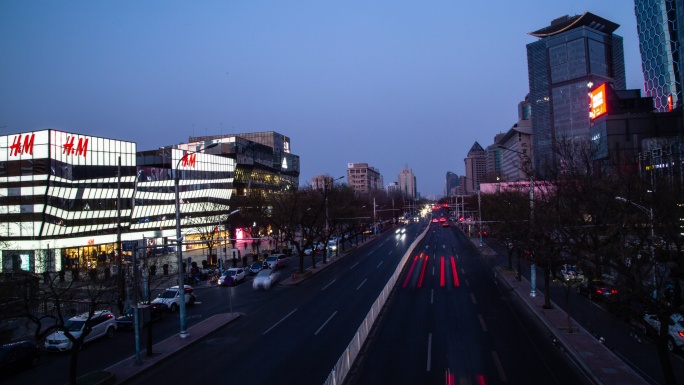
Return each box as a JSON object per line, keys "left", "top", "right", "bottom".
{"left": 62, "top": 136, "right": 89, "bottom": 157}
{"left": 181, "top": 153, "right": 196, "bottom": 168}
{"left": 589, "top": 83, "right": 608, "bottom": 120}
{"left": 9, "top": 133, "right": 35, "bottom": 157}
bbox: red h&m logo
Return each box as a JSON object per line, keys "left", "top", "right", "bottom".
{"left": 62, "top": 136, "right": 89, "bottom": 157}
{"left": 9, "top": 133, "right": 35, "bottom": 157}
{"left": 181, "top": 153, "right": 196, "bottom": 168}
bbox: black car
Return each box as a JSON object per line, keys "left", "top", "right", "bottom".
{"left": 116, "top": 302, "right": 169, "bottom": 330}
{"left": 249, "top": 260, "right": 264, "bottom": 275}
{"left": 577, "top": 279, "right": 619, "bottom": 301}
{"left": 0, "top": 340, "right": 41, "bottom": 375}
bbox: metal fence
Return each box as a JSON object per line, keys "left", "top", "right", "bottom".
{"left": 322, "top": 224, "right": 430, "bottom": 385}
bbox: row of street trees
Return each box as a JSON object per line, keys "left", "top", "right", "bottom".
{"left": 479, "top": 139, "right": 683, "bottom": 385}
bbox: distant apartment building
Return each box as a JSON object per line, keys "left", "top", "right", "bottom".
{"left": 347, "top": 163, "right": 383, "bottom": 194}
{"left": 635, "top": 0, "right": 682, "bottom": 112}
{"left": 498, "top": 96, "right": 533, "bottom": 182}
{"left": 397, "top": 168, "right": 417, "bottom": 198}
{"left": 386, "top": 181, "right": 399, "bottom": 194}
{"left": 527, "top": 12, "right": 626, "bottom": 170}
{"left": 311, "top": 175, "right": 343, "bottom": 191}
{"left": 463, "top": 142, "right": 487, "bottom": 194}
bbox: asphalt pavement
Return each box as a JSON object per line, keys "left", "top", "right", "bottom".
{"left": 90, "top": 229, "right": 649, "bottom": 385}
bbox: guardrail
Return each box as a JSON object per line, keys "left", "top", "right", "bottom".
{"left": 322, "top": 224, "right": 431, "bottom": 385}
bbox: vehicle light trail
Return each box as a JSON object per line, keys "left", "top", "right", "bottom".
{"left": 402, "top": 255, "right": 420, "bottom": 288}
{"left": 417, "top": 255, "right": 429, "bottom": 288}
{"left": 440, "top": 257, "right": 445, "bottom": 287}
{"left": 451, "top": 256, "right": 460, "bottom": 287}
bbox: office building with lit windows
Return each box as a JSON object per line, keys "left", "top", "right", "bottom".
{"left": 527, "top": 12, "right": 626, "bottom": 170}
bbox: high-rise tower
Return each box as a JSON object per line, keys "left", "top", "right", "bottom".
{"left": 634, "top": 0, "right": 682, "bottom": 112}
{"left": 527, "top": 13, "right": 626, "bottom": 170}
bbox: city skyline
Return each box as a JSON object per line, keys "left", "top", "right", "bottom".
{"left": 0, "top": 1, "right": 644, "bottom": 196}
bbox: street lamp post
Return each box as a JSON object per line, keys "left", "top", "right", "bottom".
{"left": 174, "top": 142, "right": 218, "bottom": 339}
{"left": 615, "top": 196, "right": 656, "bottom": 295}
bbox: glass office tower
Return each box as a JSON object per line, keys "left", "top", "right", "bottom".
{"left": 527, "top": 12, "right": 626, "bottom": 171}
{"left": 635, "top": 0, "right": 682, "bottom": 112}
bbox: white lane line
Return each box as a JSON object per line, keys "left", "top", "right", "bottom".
{"left": 432, "top": 266, "right": 435, "bottom": 276}
{"left": 426, "top": 333, "right": 433, "bottom": 371}
{"left": 315, "top": 311, "right": 338, "bottom": 336}
{"left": 491, "top": 351, "right": 508, "bottom": 382}
{"left": 263, "top": 308, "right": 297, "bottom": 335}
{"left": 431, "top": 289, "right": 434, "bottom": 304}
{"left": 356, "top": 279, "right": 367, "bottom": 290}
{"left": 376, "top": 261, "right": 383, "bottom": 268}
{"left": 465, "top": 279, "right": 470, "bottom": 286}
{"left": 350, "top": 262, "right": 359, "bottom": 270}
{"left": 470, "top": 293, "right": 477, "bottom": 304}
{"left": 321, "top": 279, "right": 336, "bottom": 291}
{"left": 478, "top": 314, "right": 488, "bottom": 332}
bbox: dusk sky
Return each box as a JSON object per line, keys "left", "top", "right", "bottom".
{"left": 1, "top": 1, "right": 644, "bottom": 197}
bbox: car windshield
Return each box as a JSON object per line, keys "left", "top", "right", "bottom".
{"left": 225, "top": 270, "right": 236, "bottom": 276}
{"left": 256, "top": 269, "right": 272, "bottom": 277}
{"left": 64, "top": 320, "right": 86, "bottom": 332}
{"left": 251, "top": 262, "right": 262, "bottom": 268}
{"left": 158, "top": 290, "right": 177, "bottom": 299}
{"left": 266, "top": 256, "right": 277, "bottom": 262}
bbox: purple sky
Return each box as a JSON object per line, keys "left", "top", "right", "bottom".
{"left": 0, "top": 1, "right": 643, "bottom": 197}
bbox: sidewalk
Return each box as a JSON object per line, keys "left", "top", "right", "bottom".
{"left": 99, "top": 313, "right": 240, "bottom": 385}
{"left": 476, "top": 241, "right": 648, "bottom": 385}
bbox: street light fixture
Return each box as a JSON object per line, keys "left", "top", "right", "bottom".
{"left": 615, "top": 196, "right": 656, "bottom": 295}
{"left": 174, "top": 142, "right": 218, "bottom": 339}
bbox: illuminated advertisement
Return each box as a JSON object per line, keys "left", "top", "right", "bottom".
{"left": 589, "top": 83, "right": 608, "bottom": 120}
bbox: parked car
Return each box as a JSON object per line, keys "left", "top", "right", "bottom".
{"left": 249, "top": 260, "right": 264, "bottom": 275}
{"left": 44, "top": 310, "right": 117, "bottom": 352}
{"left": 303, "top": 243, "right": 324, "bottom": 256}
{"left": 265, "top": 254, "right": 287, "bottom": 269}
{"left": 218, "top": 268, "right": 246, "bottom": 286}
{"left": 643, "top": 312, "right": 684, "bottom": 352}
{"left": 152, "top": 285, "right": 196, "bottom": 312}
{"left": 116, "top": 303, "right": 169, "bottom": 330}
{"left": 577, "top": 279, "right": 619, "bottom": 301}
{"left": 327, "top": 239, "right": 338, "bottom": 251}
{"left": 0, "top": 340, "right": 41, "bottom": 374}
{"left": 559, "top": 264, "right": 584, "bottom": 282}
{"left": 252, "top": 268, "right": 280, "bottom": 290}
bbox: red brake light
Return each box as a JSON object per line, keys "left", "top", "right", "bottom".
{"left": 678, "top": 331, "right": 684, "bottom": 338}
{"left": 610, "top": 289, "right": 618, "bottom": 294}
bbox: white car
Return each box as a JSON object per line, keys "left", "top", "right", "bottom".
{"left": 44, "top": 310, "right": 117, "bottom": 352}
{"left": 327, "top": 239, "right": 338, "bottom": 251}
{"left": 152, "top": 285, "right": 196, "bottom": 312}
{"left": 643, "top": 313, "right": 684, "bottom": 352}
{"left": 218, "top": 268, "right": 246, "bottom": 286}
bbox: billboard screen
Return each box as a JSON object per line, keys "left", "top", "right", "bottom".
{"left": 589, "top": 83, "right": 608, "bottom": 120}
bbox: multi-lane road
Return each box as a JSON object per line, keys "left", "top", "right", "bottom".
{"left": 346, "top": 222, "right": 590, "bottom": 385}
{"left": 5, "top": 216, "right": 682, "bottom": 385}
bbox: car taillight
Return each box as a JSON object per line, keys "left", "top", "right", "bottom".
{"left": 610, "top": 289, "right": 618, "bottom": 294}
{"left": 678, "top": 331, "right": 684, "bottom": 338}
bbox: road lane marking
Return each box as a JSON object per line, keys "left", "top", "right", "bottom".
{"left": 431, "top": 289, "right": 434, "bottom": 304}
{"left": 478, "top": 314, "right": 488, "bottom": 332}
{"left": 426, "top": 333, "right": 432, "bottom": 371}
{"left": 356, "top": 279, "right": 367, "bottom": 290}
{"left": 350, "top": 262, "right": 359, "bottom": 270}
{"left": 470, "top": 293, "right": 477, "bottom": 304}
{"left": 376, "top": 261, "right": 383, "bottom": 268}
{"left": 263, "top": 308, "right": 297, "bottom": 335}
{"left": 322, "top": 279, "right": 336, "bottom": 291}
{"left": 465, "top": 279, "right": 470, "bottom": 286}
{"left": 315, "top": 310, "right": 338, "bottom": 335}
{"left": 491, "top": 351, "right": 508, "bottom": 382}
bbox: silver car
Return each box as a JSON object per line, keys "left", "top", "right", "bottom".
{"left": 252, "top": 269, "right": 280, "bottom": 290}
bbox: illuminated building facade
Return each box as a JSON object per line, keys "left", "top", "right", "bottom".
{"left": 0, "top": 129, "right": 236, "bottom": 275}
{"left": 527, "top": 12, "right": 626, "bottom": 171}
{"left": 346, "top": 163, "right": 383, "bottom": 195}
